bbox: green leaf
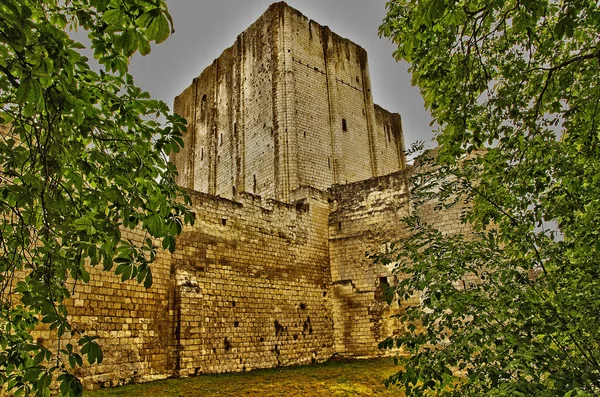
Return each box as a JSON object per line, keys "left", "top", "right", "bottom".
{"left": 137, "top": 30, "right": 152, "bottom": 56}
{"left": 145, "top": 214, "right": 163, "bottom": 237}
{"left": 116, "top": 29, "right": 138, "bottom": 57}
{"left": 142, "top": 9, "right": 170, "bottom": 44}
{"left": 49, "top": 13, "right": 67, "bottom": 29}
{"left": 0, "top": 1, "right": 198, "bottom": 395}
{"left": 15, "top": 77, "right": 32, "bottom": 104}
{"left": 102, "top": 8, "right": 127, "bottom": 26}
{"left": 93, "top": 0, "right": 110, "bottom": 12}
{"left": 161, "top": 234, "right": 176, "bottom": 253}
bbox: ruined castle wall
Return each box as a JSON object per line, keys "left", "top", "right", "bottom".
{"left": 328, "top": 172, "right": 410, "bottom": 356}
{"left": 53, "top": 159, "right": 472, "bottom": 388}
{"left": 172, "top": 188, "right": 335, "bottom": 375}
{"left": 173, "top": 6, "right": 283, "bottom": 201}
{"left": 285, "top": 12, "right": 334, "bottom": 192}
{"left": 327, "top": 165, "right": 474, "bottom": 357}
{"left": 373, "top": 104, "right": 407, "bottom": 177}
{"left": 36, "top": 229, "right": 177, "bottom": 389}
{"left": 42, "top": 187, "right": 336, "bottom": 388}
{"left": 172, "top": 2, "right": 406, "bottom": 203}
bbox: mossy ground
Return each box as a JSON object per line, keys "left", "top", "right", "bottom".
{"left": 85, "top": 358, "right": 405, "bottom": 397}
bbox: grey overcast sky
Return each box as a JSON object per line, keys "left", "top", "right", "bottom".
{"left": 126, "top": 0, "right": 437, "bottom": 149}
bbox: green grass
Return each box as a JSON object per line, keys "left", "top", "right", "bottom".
{"left": 86, "top": 358, "right": 405, "bottom": 397}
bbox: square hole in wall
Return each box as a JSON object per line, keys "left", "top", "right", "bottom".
{"left": 379, "top": 277, "right": 390, "bottom": 299}
{"left": 342, "top": 118, "right": 347, "bottom": 132}
{"left": 380, "top": 276, "right": 389, "bottom": 289}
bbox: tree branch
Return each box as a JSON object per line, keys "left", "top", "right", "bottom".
{"left": 0, "top": 64, "right": 19, "bottom": 88}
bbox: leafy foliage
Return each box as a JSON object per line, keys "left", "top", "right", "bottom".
{"left": 377, "top": 0, "right": 600, "bottom": 395}
{"left": 0, "top": 0, "right": 194, "bottom": 395}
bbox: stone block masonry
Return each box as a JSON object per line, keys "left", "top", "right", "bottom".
{"left": 51, "top": 167, "right": 467, "bottom": 388}
{"left": 328, "top": 172, "right": 412, "bottom": 356}
{"left": 171, "top": 189, "right": 335, "bottom": 376}
{"left": 40, "top": 188, "right": 336, "bottom": 388}
{"left": 171, "top": 2, "right": 407, "bottom": 203}
{"left": 28, "top": 2, "right": 472, "bottom": 389}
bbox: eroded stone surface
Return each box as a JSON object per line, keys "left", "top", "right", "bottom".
{"left": 170, "top": 2, "right": 407, "bottom": 203}
{"left": 30, "top": 2, "right": 469, "bottom": 389}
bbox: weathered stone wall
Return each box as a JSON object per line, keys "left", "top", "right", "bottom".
{"left": 172, "top": 5, "right": 283, "bottom": 201}
{"left": 328, "top": 171, "right": 411, "bottom": 356}
{"left": 50, "top": 187, "right": 335, "bottom": 388}
{"left": 170, "top": 188, "right": 335, "bottom": 376}
{"left": 34, "top": 154, "right": 469, "bottom": 391}
{"left": 34, "top": 228, "right": 176, "bottom": 388}
{"left": 171, "top": 2, "right": 406, "bottom": 203}
{"left": 284, "top": 12, "right": 333, "bottom": 193}
{"left": 373, "top": 104, "right": 407, "bottom": 177}
{"left": 23, "top": 2, "right": 474, "bottom": 390}
{"left": 327, "top": 165, "right": 474, "bottom": 357}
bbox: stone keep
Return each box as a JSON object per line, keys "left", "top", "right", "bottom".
{"left": 32, "top": 2, "right": 470, "bottom": 389}
{"left": 171, "top": 2, "right": 407, "bottom": 203}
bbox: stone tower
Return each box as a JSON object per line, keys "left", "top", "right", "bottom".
{"left": 30, "top": 3, "right": 474, "bottom": 388}
{"left": 171, "top": 1, "right": 407, "bottom": 203}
